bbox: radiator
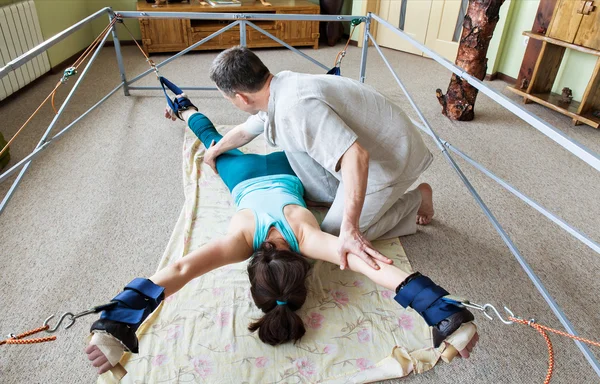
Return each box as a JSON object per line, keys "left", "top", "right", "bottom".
{"left": 0, "top": 0, "right": 50, "bottom": 101}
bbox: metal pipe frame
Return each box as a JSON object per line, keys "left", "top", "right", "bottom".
{"left": 367, "top": 30, "right": 600, "bottom": 377}
{"left": 246, "top": 21, "right": 329, "bottom": 71}
{"left": 108, "top": 10, "right": 130, "bottom": 96}
{"left": 0, "top": 82, "right": 124, "bottom": 184}
{"left": 128, "top": 86, "right": 217, "bottom": 91}
{"left": 1, "top": 9, "right": 599, "bottom": 378}
{"left": 358, "top": 15, "right": 371, "bottom": 83}
{"left": 0, "top": 27, "right": 113, "bottom": 214}
{"left": 0, "top": 7, "right": 112, "bottom": 79}
{"left": 370, "top": 13, "right": 600, "bottom": 173}
{"left": 116, "top": 11, "right": 364, "bottom": 22}
{"left": 126, "top": 20, "right": 241, "bottom": 86}
{"left": 240, "top": 20, "right": 247, "bottom": 47}
{"left": 409, "top": 117, "right": 600, "bottom": 255}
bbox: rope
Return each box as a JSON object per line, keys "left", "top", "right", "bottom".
{"left": 118, "top": 19, "right": 159, "bottom": 76}
{"left": 509, "top": 316, "right": 600, "bottom": 383}
{"left": 333, "top": 25, "right": 357, "bottom": 68}
{"left": 0, "top": 17, "right": 118, "bottom": 158}
{"left": 332, "top": 19, "right": 363, "bottom": 69}
{"left": 51, "top": 17, "right": 119, "bottom": 113}
{"left": 0, "top": 325, "right": 56, "bottom": 346}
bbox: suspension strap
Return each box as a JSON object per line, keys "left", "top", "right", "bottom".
{"left": 159, "top": 76, "right": 184, "bottom": 114}
{"left": 118, "top": 18, "right": 195, "bottom": 118}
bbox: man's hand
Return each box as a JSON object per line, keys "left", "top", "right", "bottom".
{"left": 204, "top": 140, "right": 220, "bottom": 174}
{"left": 85, "top": 344, "right": 114, "bottom": 375}
{"left": 337, "top": 220, "right": 392, "bottom": 270}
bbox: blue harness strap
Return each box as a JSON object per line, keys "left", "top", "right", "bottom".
{"left": 394, "top": 274, "right": 462, "bottom": 326}
{"left": 100, "top": 278, "right": 165, "bottom": 329}
{"left": 326, "top": 66, "right": 341, "bottom": 76}
{"left": 159, "top": 76, "right": 196, "bottom": 118}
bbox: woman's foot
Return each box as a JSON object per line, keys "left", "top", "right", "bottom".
{"left": 416, "top": 183, "right": 434, "bottom": 225}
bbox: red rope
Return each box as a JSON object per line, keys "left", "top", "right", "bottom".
{"left": 509, "top": 317, "right": 600, "bottom": 383}
{"left": 0, "top": 325, "right": 56, "bottom": 346}
{"left": 0, "top": 17, "right": 118, "bottom": 158}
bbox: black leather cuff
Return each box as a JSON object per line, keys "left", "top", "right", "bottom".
{"left": 395, "top": 271, "right": 423, "bottom": 294}
{"left": 90, "top": 319, "right": 139, "bottom": 353}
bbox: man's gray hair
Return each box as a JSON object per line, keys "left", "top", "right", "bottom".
{"left": 209, "top": 46, "right": 271, "bottom": 97}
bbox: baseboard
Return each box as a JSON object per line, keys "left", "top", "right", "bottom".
{"left": 486, "top": 72, "right": 516, "bottom": 84}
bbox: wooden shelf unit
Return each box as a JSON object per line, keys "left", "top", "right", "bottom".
{"left": 508, "top": 0, "right": 600, "bottom": 129}
{"left": 137, "top": 0, "right": 320, "bottom": 54}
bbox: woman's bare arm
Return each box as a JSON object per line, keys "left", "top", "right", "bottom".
{"left": 297, "top": 220, "right": 409, "bottom": 291}
{"left": 150, "top": 230, "right": 253, "bottom": 297}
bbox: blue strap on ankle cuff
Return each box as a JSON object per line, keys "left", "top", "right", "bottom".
{"left": 394, "top": 275, "right": 461, "bottom": 326}
{"left": 125, "top": 278, "right": 164, "bottom": 304}
{"left": 159, "top": 76, "right": 194, "bottom": 117}
{"left": 100, "top": 278, "right": 165, "bottom": 328}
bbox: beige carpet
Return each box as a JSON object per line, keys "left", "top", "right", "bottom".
{"left": 1, "top": 43, "right": 599, "bottom": 384}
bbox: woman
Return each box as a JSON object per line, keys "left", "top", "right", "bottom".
{"left": 85, "top": 98, "right": 478, "bottom": 374}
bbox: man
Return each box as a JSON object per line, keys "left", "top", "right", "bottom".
{"left": 198, "top": 47, "right": 434, "bottom": 271}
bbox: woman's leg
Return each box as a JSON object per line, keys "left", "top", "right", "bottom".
{"left": 187, "top": 113, "right": 296, "bottom": 191}
{"left": 187, "top": 112, "right": 243, "bottom": 155}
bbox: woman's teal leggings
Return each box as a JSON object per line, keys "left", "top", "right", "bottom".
{"left": 187, "top": 113, "right": 296, "bottom": 192}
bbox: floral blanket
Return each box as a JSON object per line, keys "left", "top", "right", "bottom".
{"left": 98, "top": 126, "right": 473, "bottom": 384}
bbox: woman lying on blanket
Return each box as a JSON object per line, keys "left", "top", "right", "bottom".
{"left": 85, "top": 97, "right": 478, "bottom": 374}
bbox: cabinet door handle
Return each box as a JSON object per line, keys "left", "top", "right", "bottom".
{"left": 582, "top": 0, "right": 596, "bottom": 15}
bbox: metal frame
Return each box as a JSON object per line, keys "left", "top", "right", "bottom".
{"left": 0, "top": 9, "right": 598, "bottom": 378}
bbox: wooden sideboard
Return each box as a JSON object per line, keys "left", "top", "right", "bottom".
{"left": 508, "top": 0, "right": 600, "bottom": 128}
{"left": 137, "top": 0, "right": 320, "bottom": 54}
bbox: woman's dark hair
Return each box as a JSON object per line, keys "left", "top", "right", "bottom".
{"left": 247, "top": 241, "right": 312, "bottom": 346}
{"left": 209, "top": 46, "right": 271, "bottom": 97}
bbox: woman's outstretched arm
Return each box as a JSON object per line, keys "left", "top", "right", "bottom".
{"left": 298, "top": 221, "right": 478, "bottom": 358}
{"left": 86, "top": 224, "right": 253, "bottom": 374}
{"left": 150, "top": 231, "right": 253, "bottom": 297}
{"left": 298, "top": 222, "right": 409, "bottom": 290}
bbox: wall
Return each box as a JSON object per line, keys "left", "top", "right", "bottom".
{"left": 1, "top": 0, "right": 93, "bottom": 67}
{"left": 348, "top": 0, "right": 513, "bottom": 76}
{"left": 486, "top": 0, "right": 514, "bottom": 75}
{"left": 87, "top": 0, "right": 141, "bottom": 41}
{"left": 496, "top": 0, "right": 596, "bottom": 102}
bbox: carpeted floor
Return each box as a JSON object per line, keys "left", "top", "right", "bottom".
{"left": 1, "top": 43, "right": 599, "bottom": 384}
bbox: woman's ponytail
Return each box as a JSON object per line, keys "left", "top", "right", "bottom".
{"left": 247, "top": 242, "right": 311, "bottom": 346}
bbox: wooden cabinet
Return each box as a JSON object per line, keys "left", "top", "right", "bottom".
{"left": 508, "top": 0, "right": 600, "bottom": 129}
{"left": 140, "top": 19, "right": 189, "bottom": 52}
{"left": 574, "top": 3, "right": 600, "bottom": 49}
{"left": 137, "top": 0, "right": 320, "bottom": 54}
{"left": 548, "top": 0, "right": 600, "bottom": 50}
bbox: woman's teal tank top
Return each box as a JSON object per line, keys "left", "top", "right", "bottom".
{"left": 232, "top": 174, "right": 306, "bottom": 252}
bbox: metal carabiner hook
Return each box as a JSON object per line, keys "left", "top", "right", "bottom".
{"left": 42, "top": 302, "right": 117, "bottom": 333}
{"left": 43, "top": 312, "right": 76, "bottom": 333}
{"left": 482, "top": 304, "right": 515, "bottom": 325}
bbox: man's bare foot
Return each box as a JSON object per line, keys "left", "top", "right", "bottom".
{"left": 416, "top": 183, "right": 434, "bottom": 225}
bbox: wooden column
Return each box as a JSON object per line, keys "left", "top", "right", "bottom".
{"left": 436, "top": 0, "right": 505, "bottom": 121}
{"left": 515, "top": 0, "right": 559, "bottom": 91}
